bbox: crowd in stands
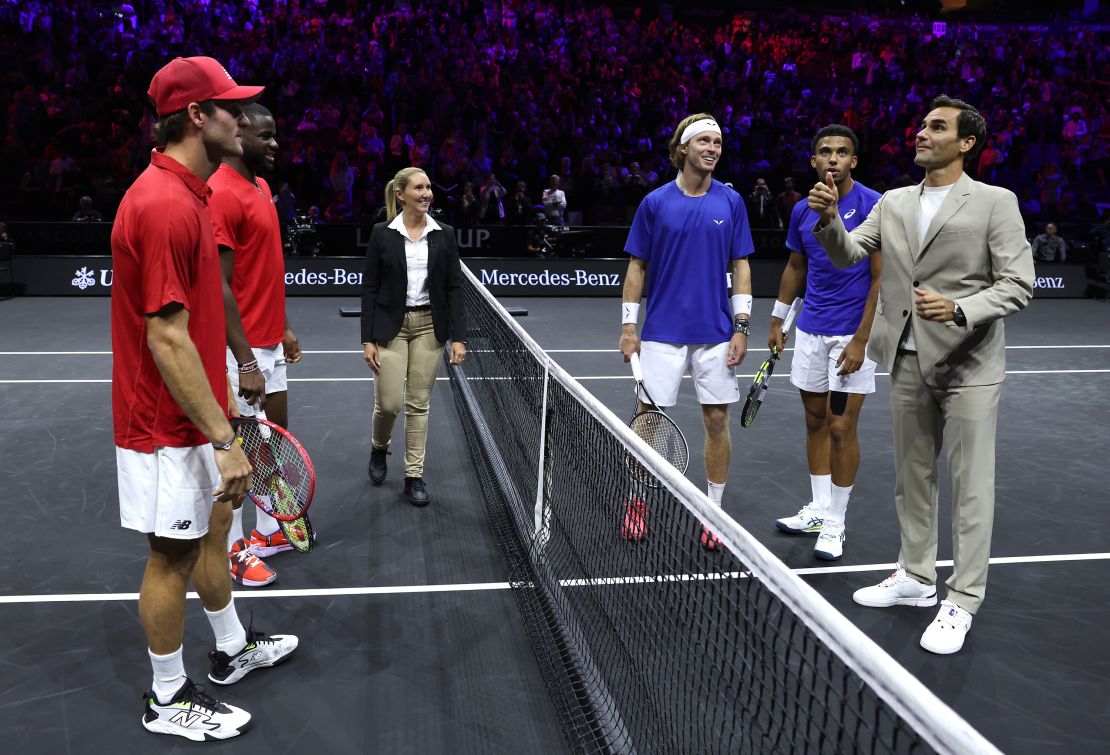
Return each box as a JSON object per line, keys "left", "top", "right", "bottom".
{"left": 1, "top": 0, "right": 1106, "bottom": 248}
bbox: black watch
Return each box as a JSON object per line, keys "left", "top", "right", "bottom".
{"left": 732, "top": 317, "right": 751, "bottom": 336}
{"left": 953, "top": 304, "right": 967, "bottom": 326}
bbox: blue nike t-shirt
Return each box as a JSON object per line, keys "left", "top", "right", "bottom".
{"left": 625, "top": 180, "right": 755, "bottom": 343}
{"left": 786, "top": 182, "right": 881, "bottom": 336}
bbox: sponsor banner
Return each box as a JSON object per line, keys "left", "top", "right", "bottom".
{"left": 4, "top": 220, "right": 791, "bottom": 260}
{"left": 9, "top": 256, "right": 1092, "bottom": 298}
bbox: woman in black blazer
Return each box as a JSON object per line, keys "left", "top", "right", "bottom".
{"left": 361, "top": 167, "right": 467, "bottom": 506}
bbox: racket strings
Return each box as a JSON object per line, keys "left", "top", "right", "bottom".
{"left": 629, "top": 411, "right": 689, "bottom": 483}
{"left": 235, "top": 424, "right": 311, "bottom": 518}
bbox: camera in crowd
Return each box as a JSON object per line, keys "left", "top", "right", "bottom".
{"left": 528, "top": 214, "right": 592, "bottom": 259}
{"left": 283, "top": 212, "right": 324, "bottom": 257}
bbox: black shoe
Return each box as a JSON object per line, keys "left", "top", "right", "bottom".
{"left": 368, "top": 447, "right": 390, "bottom": 484}
{"left": 404, "top": 477, "right": 430, "bottom": 506}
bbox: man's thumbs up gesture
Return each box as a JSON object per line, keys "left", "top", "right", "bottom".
{"left": 808, "top": 170, "right": 840, "bottom": 226}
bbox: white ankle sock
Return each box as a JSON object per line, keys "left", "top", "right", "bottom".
{"left": 204, "top": 599, "right": 248, "bottom": 654}
{"left": 227, "top": 505, "right": 245, "bottom": 552}
{"left": 149, "top": 646, "right": 187, "bottom": 704}
{"left": 810, "top": 474, "right": 832, "bottom": 513}
{"left": 827, "top": 483, "right": 853, "bottom": 522}
{"left": 254, "top": 509, "right": 279, "bottom": 537}
{"left": 707, "top": 481, "right": 725, "bottom": 508}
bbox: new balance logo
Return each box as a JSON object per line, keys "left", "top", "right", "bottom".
{"left": 844, "top": 209, "right": 857, "bottom": 219}
{"left": 170, "top": 520, "right": 193, "bottom": 531}
{"left": 169, "top": 710, "right": 211, "bottom": 729}
{"left": 713, "top": 219, "right": 724, "bottom": 225}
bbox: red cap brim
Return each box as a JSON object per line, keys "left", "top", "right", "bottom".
{"left": 212, "top": 84, "right": 265, "bottom": 104}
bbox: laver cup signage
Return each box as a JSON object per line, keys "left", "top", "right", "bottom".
{"left": 9, "top": 256, "right": 1093, "bottom": 298}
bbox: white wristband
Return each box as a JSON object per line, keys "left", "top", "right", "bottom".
{"left": 771, "top": 300, "right": 792, "bottom": 320}
{"left": 621, "top": 301, "right": 640, "bottom": 325}
{"left": 730, "top": 294, "right": 753, "bottom": 318}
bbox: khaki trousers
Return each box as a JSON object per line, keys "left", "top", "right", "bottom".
{"left": 891, "top": 352, "right": 1001, "bottom": 614}
{"left": 372, "top": 309, "right": 444, "bottom": 478}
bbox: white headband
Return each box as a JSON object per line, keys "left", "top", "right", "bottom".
{"left": 680, "top": 118, "right": 722, "bottom": 144}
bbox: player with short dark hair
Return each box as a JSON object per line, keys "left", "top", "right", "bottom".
{"left": 111, "top": 56, "right": 297, "bottom": 741}
{"left": 769, "top": 125, "right": 882, "bottom": 561}
{"left": 209, "top": 102, "right": 306, "bottom": 586}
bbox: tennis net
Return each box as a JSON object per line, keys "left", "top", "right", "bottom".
{"left": 447, "top": 266, "right": 999, "bottom": 755}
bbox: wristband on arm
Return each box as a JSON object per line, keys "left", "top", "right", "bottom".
{"left": 730, "top": 294, "right": 753, "bottom": 318}
{"left": 621, "top": 302, "right": 640, "bottom": 325}
{"left": 771, "top": 300, "right": 792, "bottom": 320}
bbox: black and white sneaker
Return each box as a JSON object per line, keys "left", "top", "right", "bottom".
{"left": 142, "top": 678, "right": 251, "bottom": 741}
{"left": 208, "top": 624, "right": 299, "bottom": 685}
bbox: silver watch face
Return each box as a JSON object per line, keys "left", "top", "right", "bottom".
{"left": 733, "top": 319, "right": 751, "bottom": 335}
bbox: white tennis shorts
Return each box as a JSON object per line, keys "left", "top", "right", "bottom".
{"left": 789, "top": 328, "right": 877, "bottom": 395}
{"left": 637, "top": 340, "right": 741, "bottom": 407}
{"left": 226, "top": 343, "right": 287, "bottom": 416}
{"left": 117, "top": 445, "right": 220, "bottom": 539}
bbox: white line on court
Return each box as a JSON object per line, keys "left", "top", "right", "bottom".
{"left": 5, "top": 368, "right": 1110, "bottom": 385}
{"left": 3, "top": 345, "right": 1110, "bottom": 356}
{"left": 3, "top": 552, "right": 1107, "bottom": 605}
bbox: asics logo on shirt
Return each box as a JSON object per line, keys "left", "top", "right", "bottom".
{"left": 713, "top": 219, "right": 725, "bottom": 225}
{"left": 843, "top": 209, "right": 857, "bottom": 219}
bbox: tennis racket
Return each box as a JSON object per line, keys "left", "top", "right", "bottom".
{"left": 740, "top": 297, "right": 802, "bottom": 428}
{"left": 231, "top": 416, "right": 316, "bottom": 553}
{"left": 625, "top": 352, "right": 689, "bottom": 487}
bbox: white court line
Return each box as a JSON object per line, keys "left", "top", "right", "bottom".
{"left": 5, "top": 368, "right": 1110, "bottom": 385}
{"left": 3, "top": 552, "right": 1107, "bottom": 605}
{"left": 3, "top": 344, "right": 1110, "bottom": 356}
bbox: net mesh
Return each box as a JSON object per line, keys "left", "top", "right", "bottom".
{"left": 447, "top": 268, "right": 996, "bottom": 755}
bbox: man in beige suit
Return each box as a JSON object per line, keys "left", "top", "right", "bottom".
{"left": 809, "top": 96, "right": 1034, "bottom": 654}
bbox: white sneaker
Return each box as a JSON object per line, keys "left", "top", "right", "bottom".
{"left": 775, "top": 503, "right": 824, "bottom": 534}
{"left": 853, "top": 566, "right": 938, "bottom": 608}
{"left": 813, "top": 519, "right": 845, "bottom": 561}
{"left": 920, "top": 600, "right": 973, "bottom": 655}
{"left": 142, "top": 678, "right": 251, "bottom": 741}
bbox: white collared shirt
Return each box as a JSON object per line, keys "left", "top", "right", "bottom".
{"left": 901, "top": 183, "right": 956, "bottom": 352}
{"left": 387, "top": 213, "right": 442, "bottom": 307}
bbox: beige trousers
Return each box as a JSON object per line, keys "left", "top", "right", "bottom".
{"left": 372, "top": 309, "right": 444, "bottom": 478}
{"left": 891, "top": 352, "right": 1001, "bottom": 614}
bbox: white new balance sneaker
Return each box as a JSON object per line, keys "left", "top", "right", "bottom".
{"left": 813, "top": 519, "right": 845, "bottom": 561}
{"left": 142, "top": 678, "right": 251, "bottom": 741}
{"left": 208, "top": 624, "right": 298, "bottom": 685}
{"left": 852, "top": 566, "right": 938, "bottom": 608}
{"left": 920, "top": 600, "right": 973, "bottom": 655}
{"left": 774, "top": 503, "right": 824, "bottom": 535}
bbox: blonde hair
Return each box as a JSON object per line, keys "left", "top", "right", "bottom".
{"left": 668, "top": 112, "right": 716, "bottom": 170}
{"left": 384, "top": 167, "right": 428, "bottom": 221}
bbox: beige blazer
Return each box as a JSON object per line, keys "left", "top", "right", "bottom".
{"left": 814, "top": 172, "right": 1034, "bottom": 387}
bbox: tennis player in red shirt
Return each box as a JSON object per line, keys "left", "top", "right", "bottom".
{"left": 111, "top": 56, "right": 297, "bottom": 741}
{"left": 209, "top": 103, "right": 305, "bottom": 586}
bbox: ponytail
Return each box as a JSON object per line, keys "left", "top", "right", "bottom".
{"left": 384, "top": 167, "right": 427, "bottom": 221}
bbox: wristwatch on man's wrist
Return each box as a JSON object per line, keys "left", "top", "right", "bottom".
{"left": 733, "top": 317, "right": 751, "bottom": 336}
{"left": 953, "top": 304, "right": 967, "bottom": 326}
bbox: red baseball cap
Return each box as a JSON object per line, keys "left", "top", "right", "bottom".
{"left": 148, "top": 56, "right": 264, "bottom": 117}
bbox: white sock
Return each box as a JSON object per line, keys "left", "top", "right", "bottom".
{"left": 810, "top": 474, "right": 832, "bottom": 513}
{"left": 227, "top": 505, "right": 245, "bottom": 552}
{"left": 149, "top": 646, "right": 187, "bottom": 704}
{"left": 827, "top": 483, "right": 852, "bottom": 523}
{"left": 707, "top": 481, "right": 725, "bottom": 508}
{"left": 254, "top": 508, "right": 280, "bottom": 537}
{"left": 204, "top": 598, "right": 248, "bottom": 654}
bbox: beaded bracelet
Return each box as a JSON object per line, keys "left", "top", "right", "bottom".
{"left": 237, "top": 359, "right": 259, "bottom": 374}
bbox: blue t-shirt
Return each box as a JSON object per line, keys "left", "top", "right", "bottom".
{"left": 625, "top": 180, "right": 755, "bottom": 343}
{"left": 786, "top": 182, "right": 881, "bottom": 336}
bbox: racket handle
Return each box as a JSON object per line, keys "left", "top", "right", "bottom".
{"left": 630, "top": 351, "right": 644, "bottom": 382}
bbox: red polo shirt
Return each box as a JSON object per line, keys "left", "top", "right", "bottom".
{"left": 111, "top": 150, "right": 228, "bottom": 451}
{"left": 208, "top": 164, "right": 286, "bottom": 347}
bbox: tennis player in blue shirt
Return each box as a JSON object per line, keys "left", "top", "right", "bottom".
{"left": 619, "top": 113, "right": 756, "bottom": 550}
{"left": 768, "top": 125, "right": 882, "bottom": 561}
